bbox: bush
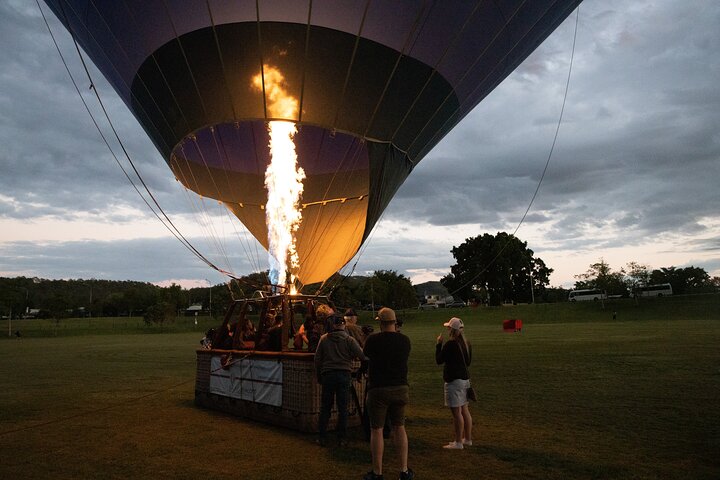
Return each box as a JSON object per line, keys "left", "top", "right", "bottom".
{"left": 143, "top": 302, "right": 174, "bottom": 326}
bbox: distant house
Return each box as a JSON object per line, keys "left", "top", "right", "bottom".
{"left": 414, "top": 281, "right": 451, "bottom": 306}
{"left": 424, "top": 293, "right": 454, "bottom": 307}
{"left": 185, "top": 304, "right": 204, "bottom": 316}
{"left": 414, "top": 281, "right": 449, "bottom": 297}
{"left": 22, "top": 308, "right": 41, "bottom": 319}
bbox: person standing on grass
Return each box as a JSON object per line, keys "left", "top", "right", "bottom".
{"left": 436, "top": 317, "right": 473, "bottom": 449}
{"left": 362, "top": 307, "right": 414, "bottom": 480}
{"left": 315, "top": 314, "right": 366, "bottom": 447}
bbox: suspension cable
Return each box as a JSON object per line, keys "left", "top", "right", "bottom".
{"left": 447, "top": 6, "right": 581, "bottom": 299}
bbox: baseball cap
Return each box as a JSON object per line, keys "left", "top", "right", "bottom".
{"left": 376, "top": 307, "right": 396, "bottom": 323}
{"left": 332, "top": 315, "right": 346, "bottom": 326}
{"left": 443, "top": 317, "right": 464, "bottom": 330}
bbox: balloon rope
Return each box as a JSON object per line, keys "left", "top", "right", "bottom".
{"left": 296, "top": 136, "right": 366, "bottom": 274}
{"left": 447, "top": 6, "right": 581, "bottom": 299}
{"left": 208, "top": 128, "right": 267, "bottom": 277}
{"left": 37, "top": 0, "right": 234, "bottom": 278}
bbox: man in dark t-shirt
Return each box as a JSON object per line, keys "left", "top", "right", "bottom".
{"left": 362, "top": 308, "right": 414, "bottom": 480}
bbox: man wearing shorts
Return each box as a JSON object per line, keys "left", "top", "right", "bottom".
{"left": 362, "top": 307, "right": 414, "bottom": 480}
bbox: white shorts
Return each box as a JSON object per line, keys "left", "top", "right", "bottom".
{"left": 444, "top": 378, "right": 471, "bottom": 408}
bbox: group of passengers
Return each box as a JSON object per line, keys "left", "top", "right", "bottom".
{"left": 202, "top": 303, "right": 369, "bottom": 353}
{"left": 200, "top": 303, "right": 473, "bottom": 480}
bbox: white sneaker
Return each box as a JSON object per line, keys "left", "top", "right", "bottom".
{"left": 462, "top": 439, "right": 472, "bottom": 446}
{"left": 443, "top": 441, "right": 464, "bottom": 449}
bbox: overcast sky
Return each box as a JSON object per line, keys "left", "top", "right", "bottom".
{"left": 1, "top": 0, "right": 719, "bottom": 290}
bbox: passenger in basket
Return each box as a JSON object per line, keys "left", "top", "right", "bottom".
{"left": 316, "top": 303, "right": 336, "bottom": 334}
{"left": 293, "top": 313, "right": 312, "bottom": 350}
{"left": 266, "top": 314, "right": 284, "bottom": 351}
{"left": 314, "top": 314, "right": 366, "bottom": 447}
{"left": 344, "top": 308, "right": 366, "bottom": 347}
{"left": 239, "top": 318, "right": 256, "bottom": 349}
{"left": 435, "top": 317, "right": 473, "bottom": 449}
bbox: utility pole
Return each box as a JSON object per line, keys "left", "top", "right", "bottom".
{"left": 529, "top": 270, "right": 535, "bottom": 304}
{"left": 206, "top": 279, "right": 213, "bottom": 320}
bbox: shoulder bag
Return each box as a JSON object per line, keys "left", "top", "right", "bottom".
{"left": 459, "top": 342, "right": 476, "bottom": 401}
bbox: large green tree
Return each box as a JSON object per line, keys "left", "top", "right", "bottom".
{"left": 650, "top": 266, "right": 712, "bottom": 294}
{"left": 625, "top": 261, "right": 651, "bottom": 290}
{"left": 356, "top": 270, "right": 417, "bottom": 310}
{"left": 574, "top": 258, "right": 626, "bottom": 295}
{"left": 441, "top": 232, "right": 552, "bottom": 305}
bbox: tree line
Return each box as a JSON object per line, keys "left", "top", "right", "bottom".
{"left": 2, "top": 232, "right": 718, "bottom": 318}
{"left": 0, "top": 270, "right": 418, "bottom": 322}
{"left": 440, "top": 232, "right": 719, "bottom": 306}
{"left": 573, "top": 259, "right": 719, "bottom": 296}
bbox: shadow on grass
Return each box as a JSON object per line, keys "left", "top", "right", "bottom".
{"left": 177, "top": 395, "right": 370, "bottom": 466}
{"left": 472, "top": 443, "right": 630, "bottom": 479}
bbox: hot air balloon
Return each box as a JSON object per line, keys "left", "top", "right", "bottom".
{"left": 41, "top": 0, "right": 583, "bottom": 435}
{"left": 42, "top": 0, "right": 581, "bottom": 287}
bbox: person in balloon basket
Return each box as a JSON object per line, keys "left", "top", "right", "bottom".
{"left": 343, "top": 308, "right": 368, "bottom": 347}
{"left": 362, "top": 307, "right": 414, "bottom": 480}
{"left": 293, "top": 304, "right": 332, "bottom": 352}
{"left": 436, "top": 317, "right": 473, "bottom": 449}
{"left": 315, "top": 314, "right": 366, "bottom": 447}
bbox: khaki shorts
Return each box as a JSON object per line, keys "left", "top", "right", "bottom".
{"left": 366, "top": 385, "right": 409, "bottom": 429}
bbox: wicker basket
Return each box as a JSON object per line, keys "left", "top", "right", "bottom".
{"left": 195, "top": 349, "right": 365, "bottom": 432}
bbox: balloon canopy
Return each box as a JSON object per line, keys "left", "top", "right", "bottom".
{"left": 44, "top": 0, "right": 581, "bottom": 284}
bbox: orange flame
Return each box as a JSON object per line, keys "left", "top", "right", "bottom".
{"left": 252, "top": 65, "right": 304, "bottom": 289}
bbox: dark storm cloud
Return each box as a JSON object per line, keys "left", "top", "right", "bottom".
{"left": 0, "top": 237, "right": 257, "bottom": 283}
{"left": 0, "top": 1, "right": 188, "bottom": 222}
{"left": 387, "top": 0, "right": 720, "bottom": 253}
{"left": 1, "top": 0, "right": 718, "bottom": 283}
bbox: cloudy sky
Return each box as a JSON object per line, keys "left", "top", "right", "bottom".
{"left": 1, "top": 0, "right": 719, "bottom": 290}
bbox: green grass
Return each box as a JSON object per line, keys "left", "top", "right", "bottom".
{"left": 1, "top": 295, "right": 719, "bottom": 479}
{"left": 0, "top": 314, "right": 219, "bottom": 338}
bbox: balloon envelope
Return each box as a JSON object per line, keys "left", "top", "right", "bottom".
{"left": 44, "top": 0, "right": 582, "bottom": 284}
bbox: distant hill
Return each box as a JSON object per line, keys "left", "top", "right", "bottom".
{"left": 414, "top": 281, "right": 448, "bottom": 297}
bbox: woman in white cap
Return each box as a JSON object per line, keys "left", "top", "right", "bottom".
{"left": 435, "top": 317, "right": 473, "bottom": 449}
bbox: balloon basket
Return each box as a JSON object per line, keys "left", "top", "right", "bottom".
{"left": 194, "top": 295, "right": 365, "bottom": 432}
{"left": 194, "top": 349, "right": 364, "bottom": 432}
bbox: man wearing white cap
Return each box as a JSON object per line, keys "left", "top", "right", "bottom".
{"left": 436, "top": 317, "right": 473, "bottom": 449}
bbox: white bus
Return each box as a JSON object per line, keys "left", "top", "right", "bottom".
{"left": 568, "top": 289, "right": 607, "bottom": 302}
{"left": 633, "top": 283, "right": 673, "bottom": 297}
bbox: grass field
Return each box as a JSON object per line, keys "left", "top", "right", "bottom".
{"left": 1, "top": 295, "right": 718, "bottom": 479}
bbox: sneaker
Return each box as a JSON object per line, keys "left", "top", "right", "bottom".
{"left": 316, "top": 437, "right": 327, "bottom": 447}
{"left": 363, "top": 471, "right": 384, "bottom": 480}
{"left": 462, "top": 439, "right": 473, "bottom": 446}
{"left": 399, "top": 468, "right": 415, "bottom": 480}
{"left": 443, "top": 441, "right": 464, "bottom": 449}
{"left": 337, "top": 438, "right": 349, "bottom": 448}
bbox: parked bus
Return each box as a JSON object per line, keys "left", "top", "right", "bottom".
{"left": 568, "top": 289, "right": 607, "bottom": 302}
{"left": 633, "top": 283, "right": 673, "bottom": 298}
